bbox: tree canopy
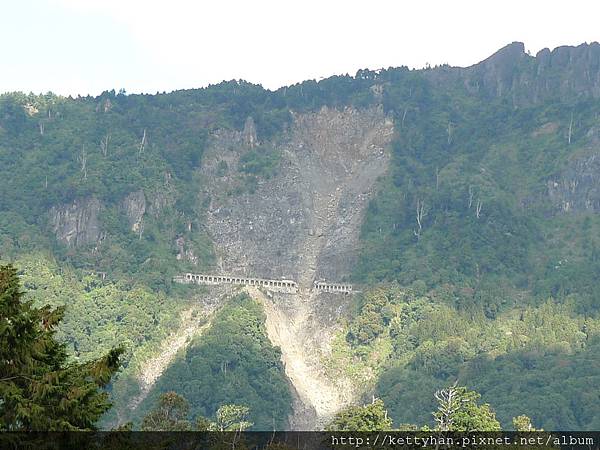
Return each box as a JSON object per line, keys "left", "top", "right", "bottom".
{"left": 326, "top": 399, "right": 392, "bottom": 431}
{"left": 326, "top": 386, "right": 534, "bottom": 432}
{"left": 0, "top": 264, "right": 123, "bottom": 430}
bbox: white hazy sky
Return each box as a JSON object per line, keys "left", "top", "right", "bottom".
{"left": 2, "top": 0, "right": 599, "bottom": 96}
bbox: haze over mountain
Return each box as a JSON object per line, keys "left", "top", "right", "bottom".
{"left": 2, "top": 41, "right": 600, "bottom": 430}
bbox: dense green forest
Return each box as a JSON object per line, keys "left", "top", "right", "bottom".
{"left": 2, "top": 42, "right": 600, "bottom": 430}
{"left": 133, "top": 294, "right": 292, "bottom": 430}
{"left": 326, "top": 285, "right": 600, "bottom": 429}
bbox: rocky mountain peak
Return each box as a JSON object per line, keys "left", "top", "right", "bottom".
{"left": 477, "top": 41, "right": 527, "bottom": 67}
{"left": 448, "top": 41, "right": 600, "bottom": 105}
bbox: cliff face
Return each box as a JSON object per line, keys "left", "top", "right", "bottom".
{"left": 548, "top": 151, "right": 600, "bottom": 213}
{"left": 122, "top": 190, "right": 146, "bottom": 233}
{"left": 200, "top": 105, "right": 394, "bottom": 287}
{"left": 196, "top": 106, "right": 394, "bottom": 428}
{"left": 49, "top": 198, "right": 103, "bottom": 248}
{"left": 427, "top": 41, "right": 600, "bottom": 106}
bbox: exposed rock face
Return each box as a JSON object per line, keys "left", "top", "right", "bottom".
{"left": 49, "top": 198, "right": 103, "bottom": 248}
{"left": 200, "top": 105, "right": 394, "bottom": 287}
{"left": 548, "top": 152, "right": 600, "bottom": 213}
{"left": 532, "top": 43, "right": 600, "bottom": 103}
{"left": 122, "top": 190, "right": 146, "bottom": 233}
{"left": 199, "top": 106, "right": 394, "bottom": 428}
{"left": 427, "top": 41, "right": 600, "bottom": 106}
{"left": 242, "top": 116, "right": 258, "bottom": 148}
{"left": 462, "top": 42, "right": 531, "bottom": 100}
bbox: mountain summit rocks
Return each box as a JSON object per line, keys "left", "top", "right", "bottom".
{"left": 425, "top": 41, "right": 600, "bottom": 106}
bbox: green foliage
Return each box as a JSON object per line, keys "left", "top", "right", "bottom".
{"left": 4, "top": 58, "right": 600, "bottom": 432}
{"left": 141, "top": 391, "right": 253, "bottom": 433}
{"left": 239, "top": 145, "right": 281, "bottom": 179}
{"left": 355, "top": 84, "right": 600, "bottom": 315}
{"left": 459, "top": 340, "right": 600, "bottom": 430}
{"left": 12, "top": 255, "right": 188, "bottom": 365}
{"left": 346, "top": 288, "right": 395, "bottom": 346}
{"left": 2, "top": 254, "right": 200, "bottom": 428}
{"left": 141, "top": 391, "right": 192, "bottom": 431}
{"left": 328, "top": 285, "right": 600, "bottom": 429}
{"left": 512, "top": 415, "right": 539, "bottom": 432}
{"left": 433, "top": 385, "right": 501, "bottom": 432}
{"left": 0, "top": 90, "right": 218, "bottom": 287}
{"left": 195, "top": 415, "right": 212, "bottom": 431}
{"left": 0, "top": 264, "right": 123, "bottom": 430}
{"left": 326, "top": 389, "right": 504, "bottom": 432}
{"left": 211, "top": 404, "right": 253, "bottom": 432}
{"left": 136, "top": 294, "right": 292, "bottom": 430}
{"left": 326, "top": 399, "right": 393, "bottom": 431}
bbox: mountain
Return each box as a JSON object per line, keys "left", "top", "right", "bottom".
{"left": 2, "top": 42, "right": 600, "bottom": 430}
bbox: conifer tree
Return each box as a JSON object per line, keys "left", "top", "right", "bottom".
{"left": 0, "top": 264, "right": 123, "bottom": 430}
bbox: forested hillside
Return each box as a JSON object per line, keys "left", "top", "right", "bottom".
{"left": 133, "top": 294, "right": 292, "bottom": 429}
{"left": 2, "top": 41, "right": 600, "bottom": 430}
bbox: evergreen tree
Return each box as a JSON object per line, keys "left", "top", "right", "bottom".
{"left": 0, "top": 264, "right": 123, "bottom": 430}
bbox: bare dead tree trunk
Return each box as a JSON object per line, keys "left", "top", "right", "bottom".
{"left": 401, "top": 107, "right": 408, "bottom": 128}
{"left": 476, "top": 199, "right": 483, "bottom": 219}
{"left": 468, "top": 185, "right": 474, "bottom": 209}
{"left": 39, "top": 122, "right": 44, "bottom": 136}
{"left": 78, "top": 145, "right": 87, "bottom": 180}
{"left": 413, "top": 199, "right": 427, "bottom": 240}
{"left": 100, "top": 134, "right": 110, "bottom": 157}
{"left": 436, "top": 167, "right": 440, "bottom": 190}
{"left": 446, "top": 121, "right": 453, "bottom": 145}
{"left": 568, "top": 112, "right": 573, "bottom": 145}
{"left": 138, "top": 128, "right": 147, "bottom": 155}
{"left": 434, "top": 382, "right": 460, "bottom": 432}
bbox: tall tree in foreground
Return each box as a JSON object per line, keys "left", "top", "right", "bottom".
{"left": 326, "top": 398, "right": 393, "bottom": 431}
{"left": 141, "top": 392, "right": 253, "bottom": 432}
{"left": 433, "top": 384, "right": 501, "bottom": 432}
{"left": 512, "top": 415, "right": 540, "bottom": 431}
{"left": 326, "top": 386, "right": 503, "bottom": 431}
{"left": 0, "top": 264, "right": 123, "bottom": 430}
{"left": 141, "top": 391, "right": 192, "bottom": 431}
{"left": 211, "top": 404, "right": 253, "bottom": 432}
